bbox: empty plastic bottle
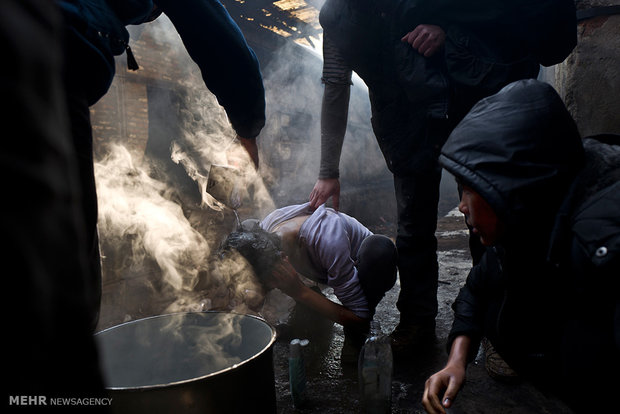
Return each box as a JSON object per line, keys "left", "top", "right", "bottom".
{"left": 358, "top": 321, "right": 393, "bottom": 413}
{"left": 289, "top": 338, "right": 309, "bottom": 407}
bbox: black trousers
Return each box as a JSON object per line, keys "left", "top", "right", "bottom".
{"left": 369, "top": 87, "right": 449, "bottom": 326}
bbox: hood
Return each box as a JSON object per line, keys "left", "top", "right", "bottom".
{"left": 440, "top": 79, "right": 584, "bottom": 230}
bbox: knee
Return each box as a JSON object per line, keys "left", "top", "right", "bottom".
{"left": 357, "top": 235, "right": 398, "bottom": 312}
{"left": 359, "top": 234, "right": 397, "bottom": 264}
{"left": 358, "top": 235, "right": 397, "bottom": 288}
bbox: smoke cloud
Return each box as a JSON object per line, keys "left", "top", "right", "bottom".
{"left": 95, "top": 145, "right": 209, "bottom": 293}
{"left": 94, "top": 9, "right": 392, "bottom": 330}
{"left": 98, "top": 312, "right": 274, "bottom": 388}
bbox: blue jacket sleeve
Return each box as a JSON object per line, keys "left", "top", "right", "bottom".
{"left": 155, "top": 0, "right": 266, "bottom": 138}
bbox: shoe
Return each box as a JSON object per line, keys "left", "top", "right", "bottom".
{"left": 481, "top": 337, "right": 519, "bottom": 383}
{"left": 389, "top": 321, "right": 436, "bottom": 354}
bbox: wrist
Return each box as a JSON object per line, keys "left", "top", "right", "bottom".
{"left": 289, "top": 283, "right": 310, "bottom": 301}
{"left": 318, "top": 170, "right": 339, "bottom": 180}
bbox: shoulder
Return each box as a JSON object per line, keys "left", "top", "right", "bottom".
{"left": 561, "top": 135, "right": 620, "bottom": 276}
{"left": 570, "top": 181, "right": 620, "bottom": 272}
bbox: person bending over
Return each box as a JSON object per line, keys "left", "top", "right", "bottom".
{"left": 221, "top": 202, "right": 397, "bottom": 347}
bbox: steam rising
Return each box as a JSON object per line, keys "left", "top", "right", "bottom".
{"left": 97, "top": 312, "right": 274, "bottom": 388}
{"left": 94, "top": 15, "right": 282, "bottom": 328}
{"left": 93, "top": 11, "right": 390, "bottom": 330}
{"left": 95, "top": 145, "right": 209, "bottom": 293}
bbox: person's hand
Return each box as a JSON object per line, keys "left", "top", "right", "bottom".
{"left": 237, "top": 135, "right": 259, "bottom": 169}
{"left": 401, "top": 24, "right": 446, "bottom": 57}
{"left": 422, "top": 363, "right": 466, "bottom": 414}
{"left": 271, "top": 257, "right": 305, "bottom": 299}
{"left": 309, "top": 178, "right": 340, "bottom": 211}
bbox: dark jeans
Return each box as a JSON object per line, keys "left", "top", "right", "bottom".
{"left": 369, "top": 87, "right": 450, "bottom": 326}
{"left": 357, "top": 234, "right": 398, "bottom": 316}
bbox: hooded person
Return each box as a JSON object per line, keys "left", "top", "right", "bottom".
{"left": 310, "top": 0, "right": 577, "bottom": 355}
{"left": 422, "top": 79, "right": 620, "bottom": 414}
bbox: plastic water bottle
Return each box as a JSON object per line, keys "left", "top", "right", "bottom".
{"left": 358, "top": 321, "right": 392, "bottom": 413}
{"left": 289, "top": 338, "right": 309, "bottom": 407}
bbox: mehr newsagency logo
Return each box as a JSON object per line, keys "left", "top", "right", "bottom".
{"left": 9, "top": 395, "right": 112, "bottom": 407}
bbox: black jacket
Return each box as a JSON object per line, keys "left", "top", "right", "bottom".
{"left": 440, "top": 79, "right": 619, "bottom": 410}
{"left": 320, "top": 0, "right": 576, "bottom": 118}
{"left": 395, "top": 0, "right": 577, "bottom": 67}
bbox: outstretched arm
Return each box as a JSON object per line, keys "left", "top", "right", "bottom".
{"left": 156, "top": 0, "right": 266, "bottom": 141}
{"left": 271, "top": 258, "right": 367, "bottom": 328}
{"left": 423, "top": 252, "right": 496, "bottom": 413}
{"left": 422, "top": 335, "right": 470, "bottom": 414}
{"left": 309, "top": 35, "right": 352, "bottom": 211}
{"left": 309, "top": 178, "right": 340, "bottom": 211}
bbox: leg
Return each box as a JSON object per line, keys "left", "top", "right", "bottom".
{"left": 393, "top": 167, "right": 441, "bottom": 326}
{"left": 368, "top": 89, "right": 446, "bottom": 347}
{"left": 356, "top": 234, "right": 398, "bottom": 315}
{"left": 342, "top": 235, "right": 396, "bottom": 363}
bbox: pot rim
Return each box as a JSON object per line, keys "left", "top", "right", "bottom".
{"left": 95, "top": 310, "right": 277, "bottom": 391}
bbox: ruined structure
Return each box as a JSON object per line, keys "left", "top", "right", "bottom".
{"left": 541, "top": 0, "right": 620, "bottom": 136}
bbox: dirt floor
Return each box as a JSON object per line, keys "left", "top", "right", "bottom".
{"left": 270, "top": 209, "right": 576, "bottom": 413}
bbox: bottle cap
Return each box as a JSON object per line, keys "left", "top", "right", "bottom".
{"left": 290, "top": 339, "right": 301, "bottom": 358}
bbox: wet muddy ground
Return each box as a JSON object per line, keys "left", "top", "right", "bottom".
{"left": 270, "top": 205, "right": 575, "bottom": 413}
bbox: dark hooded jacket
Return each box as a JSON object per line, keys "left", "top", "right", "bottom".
{"left": 57, "top": 0, "right": 265, "bottom": 138}
{"left": 440, "top": 79, "right": 620, "bottom": 410}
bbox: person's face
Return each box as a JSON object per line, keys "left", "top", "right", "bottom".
{"left": 458, "top": 185, "right": 504, "bottom": 246}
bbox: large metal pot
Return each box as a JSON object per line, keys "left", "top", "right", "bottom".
{"left": 95, "top": 311, "right": 277, "bottom": 413}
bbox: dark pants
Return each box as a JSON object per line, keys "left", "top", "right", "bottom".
{"left": 3, "top": 0, "right": 104, "bottom": 396}
{"left": 357, "top": 234, "right": 398, "bottom": 316}
{"left": 369, "top": 87, "right": 450, "bottom": 326}
{"left": 344, "top": 234, "right": 397, "bottom": 344}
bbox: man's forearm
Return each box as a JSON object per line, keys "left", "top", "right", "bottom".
{"left": 158, "top": 0, "right": 266, "bottom": 139}
{"left": 319, "top": 81, "right": 350, "bottom": 179}
{"left": 294, "top": 283, "right": 365, "bottom": 327}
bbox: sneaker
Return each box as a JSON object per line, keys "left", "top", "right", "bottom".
{"left": 481, "top": 337, "right": 519, "bottom": 383}
{"left": 389, "top": 321, "right": 436, "bottom": 355}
